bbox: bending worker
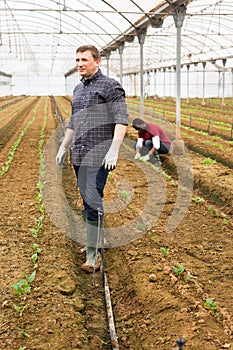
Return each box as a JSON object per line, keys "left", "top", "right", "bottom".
{"left": 132, "top": 117, "right": 171, "bottom": 165}
{"left": 56, "top": 45, "right": 128, "bottom": 273}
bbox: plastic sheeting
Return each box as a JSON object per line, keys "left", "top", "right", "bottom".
{"left": 0, "top": 0, "right": 233, "bottom": 76}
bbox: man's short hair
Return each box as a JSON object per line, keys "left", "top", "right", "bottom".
{"left": 132, "top": 118, "right": 146, "bottom": 131}
{"left": 76, "top": 45, "right": 100, "bottom": 60}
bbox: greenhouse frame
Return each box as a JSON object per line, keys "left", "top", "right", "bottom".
{"left": 0, "top": 0, "right": 233, "bottom": 101}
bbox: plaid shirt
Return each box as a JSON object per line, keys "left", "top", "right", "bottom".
{"left": 67, "top": 69, "right": 128, "bottom": 166}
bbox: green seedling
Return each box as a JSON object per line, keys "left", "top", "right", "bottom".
{"left": 118, "top": 189, "right": 131, "bottom": 202}
{"left": 162, "top": 170, "right": 172, "bottom": 180}
{"left": 137, "top": 221, "right": 147, "bottom": 231}
{"left": 160, "top": 247, "right": 169, "bottom": 257}
{"left": 170, "top": 179, "right": 176, "bottom": 186}
{"left": 108, "top": 171, "right": 113, "bottom": 181}
{"left": 184, "top": 273, "right": 191, "bottom": 284}
{"left": 208, "top": 205, "right": 214, "bottom": 213}
{"left": 172, "top": 265, "right": 185, "bottom": 277}
{"left": 12, "top": 271, "right": 36, "bottom": 317}
{"left": 31, "top": 243, "right": 42, "bottom": 268}
{"left": 192, "top": 195, "right": 205, "bottom": 204}
{"left": 223, "top": 218, "right": 229, "bottom": 224}
{"left": 202, "top": 157, "right": 216, "bottom": 166}
{"left": 204, "top": 297, "right": 222, "bottom": 320}
{"left": 147, "top": 231, "right": 156, "bottom": 241}
{"left": 204, "top": 297, "right": 218, "bottom": 311}
{"left": 128, "top": 204, "right": 137, "bottom": 215}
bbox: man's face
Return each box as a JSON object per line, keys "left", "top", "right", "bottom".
{"left": 76, "top": 50, "right": 100, "bottom": 78}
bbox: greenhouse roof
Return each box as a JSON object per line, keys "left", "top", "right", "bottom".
{"left": 0, "top": 0, "right": 233, "bottom": 76}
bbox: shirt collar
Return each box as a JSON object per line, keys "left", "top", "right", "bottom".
{"left": 81, "top": 69, "right": 102, "bottom": 86}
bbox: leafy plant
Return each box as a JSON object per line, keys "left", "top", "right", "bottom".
{"left": 172, "top": 265, "right": 185, "bottom": 277}
{"left": 192, "top": 195, "right": 205, "bottom": 204}
{"left": 12, "top": 271, "right": 36, "bottom": 317}
{"left": 184, "top": 273, "right": 191, "bottom": 284}
{"left": 202, "top": 157, "right": 216, "bottom": 166}
{"left": 208, "top": 205, "right": 214, "bottom": 213}
{"left": 137, "top": 221, "right": 147, "bottom": 231}
{"left": 148, "top": 230, "right": 156, "bottom": 241}
{"left": 204, "top": 297, "right": 218, "bottom": 311}
{"left": 118, "top": 189, "right": 131, "bottom": 202}
{"left": 31, "top": 243, "right": 43, "bottom": 268}
{"left": 160, "top": 246, "right": 169, "bottom": 257}
{"left": 108, "top": 171, "right": 113, "bottom": 181}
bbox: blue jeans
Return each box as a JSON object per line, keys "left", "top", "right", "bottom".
{"left": 73, "top": 165, "right": 108, "bottom": 222}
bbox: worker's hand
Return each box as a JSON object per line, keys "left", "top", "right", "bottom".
{"left": 134, "top": 152, "right": 141, "bottom": 160}
{"left": 102, "top": 148, "right": 119, "bottom": 171}
{"left": 56, "top": 145, "right": 68, "bottom": 168}
{"left": 140, "top": 154, "right": 150, "bottom": 162}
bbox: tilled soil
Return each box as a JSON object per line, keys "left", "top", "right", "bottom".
{"left": 0, "top": 96, "right": 233, "bottom": 350}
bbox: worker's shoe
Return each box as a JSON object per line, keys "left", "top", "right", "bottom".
{"left": 81, "top": 219, "right": 102, "bottom": 273}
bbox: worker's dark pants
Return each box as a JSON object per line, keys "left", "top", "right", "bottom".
{"left": 73, "top": 165, "right": 108, "bottom": 222}
{"left": 134, "top": 140, "right": 170, "bottom": 154}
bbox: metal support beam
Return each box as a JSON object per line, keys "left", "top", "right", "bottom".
{"left": 186, "top": 64, "right": 190, "bottom": 103}
{"left": 104, "top": 50, "right": 111, "bottom": 77}
{"left": 118, "top": 43, "right": 124, "bottom": 85}
{"left": 167, "top": 2, "right": 188, "bottom": 154}
{"left": 202, "top": 62, "right": 206, "bottom": 105}
{"left": 137, "top": 29, "right": 147, "bottom": 115}
{"left": 222, "top": 58, "right": 227, "bottom": 107}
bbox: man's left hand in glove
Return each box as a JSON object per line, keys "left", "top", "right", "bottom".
{"left": 102, "top": 148, "right": 119, "bottom": 171}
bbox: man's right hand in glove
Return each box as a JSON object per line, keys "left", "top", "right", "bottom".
{"left": 56, "top": 145, "right": 68, "bottom": 168}
{"left": 56, "top": 128, "right": 74, "bottom": 168}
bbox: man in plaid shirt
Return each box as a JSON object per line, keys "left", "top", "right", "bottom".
{"left": 56, "top": 45, "right": 128, "bottom": 272}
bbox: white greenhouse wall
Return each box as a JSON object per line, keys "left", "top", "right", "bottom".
{"left": 11, "top": 75, "right": 66, "bottom": 96}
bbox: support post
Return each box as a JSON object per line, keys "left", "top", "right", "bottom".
{"left": 118, "top": 43, "right": 124, "bottom": 86}
{"left": 169, "top": 3, "right": 187, "bottom": 154}
{"left": 105, "top": 50, "right": 111, "bottom": 77}
{"left": 186, "top": 64, "right": 190, "bottom": 103}
{"left": 221, "top": 58, "right": 226, "bottom": 108}
{"left": 202, "top": 61, "right": 206, "bottom": 105}
{"left": 137, "top": 29, "right": 147, "bottom": 115}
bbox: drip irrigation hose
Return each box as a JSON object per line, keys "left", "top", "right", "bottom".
{"left": 176, "top": 338, "right": 186, "bottom": 349}
{"left": 96, "top": 208, "right": 119, "bottom": 350}
{"left": 93, "top": 209, "right": 102, "bottom": 287}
